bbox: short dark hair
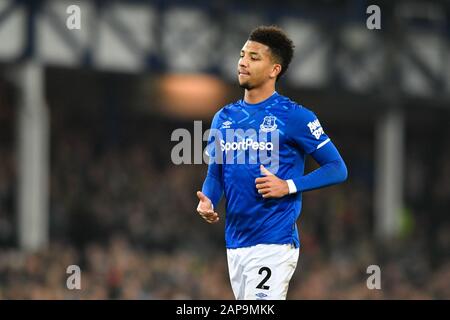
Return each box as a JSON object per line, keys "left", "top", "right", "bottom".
{"left": 248, "top": 25, "right": 295, "bottom": 80}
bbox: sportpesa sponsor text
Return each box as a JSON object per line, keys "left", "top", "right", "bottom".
{"left": 220, "top": 138, "right": 274, "bottom": 152}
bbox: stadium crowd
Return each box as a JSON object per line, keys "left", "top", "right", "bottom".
{"left": 0, "top": 75, "right": 449, "bottom": 299}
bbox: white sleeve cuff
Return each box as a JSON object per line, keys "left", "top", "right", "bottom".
{"left": 286, "top": 179, "right": 297, "bottom": 194}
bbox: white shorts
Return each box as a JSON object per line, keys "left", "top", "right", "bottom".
{"left": 226, "top": 244, "right": 299, "bottom": 300}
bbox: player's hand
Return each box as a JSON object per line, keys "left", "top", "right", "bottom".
{"left": 255, "top": 165, "right": 289, "bottom": 198}
{"left": 196, "top": 191, "right": 220, "bottom": 224}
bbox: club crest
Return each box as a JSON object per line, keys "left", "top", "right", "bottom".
{"left": 260, "top": 116, "right": 277, "bottom": 132}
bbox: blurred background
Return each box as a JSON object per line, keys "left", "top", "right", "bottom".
{"left": 0, "top": 0, "right": 449, "bottom": 299}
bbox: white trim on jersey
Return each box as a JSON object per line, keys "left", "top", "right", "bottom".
{"left": 316, "top": 138, "right": 330, "bottom": 150}
{"left": 286, "top": 179, "right": 297, "bottom": 194}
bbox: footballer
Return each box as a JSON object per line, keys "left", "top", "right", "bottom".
{"left": 196, "top": 25, "right": 348, "bottom": 300}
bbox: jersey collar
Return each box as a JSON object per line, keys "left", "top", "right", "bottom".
{"left": 241, "top": 91, "right": 279, "bottom": 108}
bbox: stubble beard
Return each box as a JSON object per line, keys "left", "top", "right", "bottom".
{"left": 239, "top": 80, "right": 253, "bottom": 90}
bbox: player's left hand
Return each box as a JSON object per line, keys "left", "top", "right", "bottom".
{"left": 255, "top": 165, "right": 289, "bottom": 198}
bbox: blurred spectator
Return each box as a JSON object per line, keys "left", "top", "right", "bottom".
{"left": 0, "top": 70, "right": 449, "bottom": 299}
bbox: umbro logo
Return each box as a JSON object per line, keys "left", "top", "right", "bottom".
{"left": 220, "top": 121, "right": 232, "bottom": 129}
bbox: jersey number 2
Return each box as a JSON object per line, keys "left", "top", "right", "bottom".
{"left": 256, "top": 267, "right": 271, "bottom": 290}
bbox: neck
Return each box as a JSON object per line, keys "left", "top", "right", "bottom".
{"left": 244, "top": 83, "right": 276, "bottom": 104}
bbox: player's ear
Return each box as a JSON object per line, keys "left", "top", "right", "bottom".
{"left": 270, "top": 64, "right": 282, "bottom": 79}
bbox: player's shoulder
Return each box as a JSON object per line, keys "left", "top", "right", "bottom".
{"left": 209, "top": 101, "right": 241, "bottom": 126}
{"left": 213, "top": 100, "right": 242, "bottom": 117}
{"left": 277, "top": 94, "right": 316, "bottom": 118}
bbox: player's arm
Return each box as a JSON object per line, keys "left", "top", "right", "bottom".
{"left": 255, "top": 107, "right": 347, "bottom": 198}
{"left": 290, "top": 141, "right": 347, "bottom": 193}
{"left": 288, "top": 107, "right": 347, "bottom": 194}
{"left": 197, "top": 162, "right": 223, "bottom": 223}
{"left": 254, "top": 143, "right": 347, "bottom": 197}
{"left": 196, "top": 113, "right": 224, "bottom": 224}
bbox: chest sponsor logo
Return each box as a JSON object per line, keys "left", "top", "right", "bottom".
{"left": 220, "top": 138, "right": 273, "bottom": 152}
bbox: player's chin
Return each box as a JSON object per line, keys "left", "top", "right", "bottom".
{"left": 238, "top": 79, "right": 252, "bottom": 90}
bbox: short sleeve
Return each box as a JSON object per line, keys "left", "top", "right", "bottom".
{"left": 287, "top": 106, "right": 331, "bottom": 154}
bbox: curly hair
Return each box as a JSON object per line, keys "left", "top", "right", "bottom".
{"left": 248, "top": 25, "right": 295, "bottom": 81}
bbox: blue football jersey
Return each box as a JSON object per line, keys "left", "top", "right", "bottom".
{"left": 203, "top": 91, "right": 331, "bottom": 249}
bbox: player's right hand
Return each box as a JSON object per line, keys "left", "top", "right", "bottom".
{"left": 196, "top": 191, "right": 220, "bottom": 224}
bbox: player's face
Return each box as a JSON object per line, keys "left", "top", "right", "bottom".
{"left": 238, "top": 41, "right": 278, "bottom": 90}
